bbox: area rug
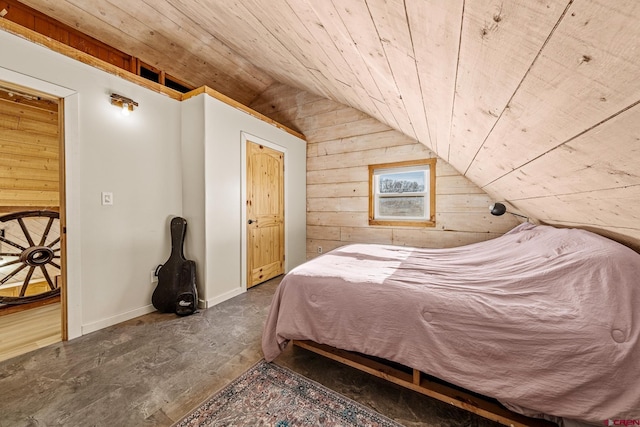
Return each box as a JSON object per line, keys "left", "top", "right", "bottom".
{"left": 174, "top": 359, "right": 403, "bottom": 427}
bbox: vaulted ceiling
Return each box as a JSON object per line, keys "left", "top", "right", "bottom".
{"left": 13, "top": 0, "right": 640, "bottom": 248}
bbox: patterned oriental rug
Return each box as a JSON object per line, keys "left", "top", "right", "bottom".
{"left": 174, "top": 359, "right": 403, "bottom": 427}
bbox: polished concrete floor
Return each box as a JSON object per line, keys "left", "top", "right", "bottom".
{"left": 0, "top": 276, "right": 501, "bottom": 427}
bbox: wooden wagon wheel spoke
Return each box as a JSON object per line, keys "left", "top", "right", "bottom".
{"left": 0, "top": 263, "right": 28, "bottom": 285}
{"left": 40, "top": 265, "right": 55, "bottom": 291}
{"left": 0, "top": 235, "right": 27, "bottom": 252}
{"left": 0, "top": 258, "right": 22, "bottom": 269}
{"left": 0, "top": 210, "right": 61, "bottom": 305}
{"left": 18, "top": 218, "right": 36, "bottom": 247}
{"left": 39, "top": 217, "right": 55, "bottom": 246}
{"left": 19, "top": 266, "right": 37, "bottom": 297}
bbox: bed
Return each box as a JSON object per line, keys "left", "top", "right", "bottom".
{"left": 262, "top": 223, "right": 640, "bottom": 426}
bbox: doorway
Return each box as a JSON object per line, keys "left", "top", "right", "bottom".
{"left": 0, "top": 81, "right": 65, "bottom": 362}
{"left": 245, "top": 140, "right": 285, "bottom": 288}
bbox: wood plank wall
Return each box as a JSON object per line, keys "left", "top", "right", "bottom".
{"left": 251, "top": 84, "right": 519, "bottom": 260}
{"left": 0, "top": 87, "right": 59, "bottom": 212}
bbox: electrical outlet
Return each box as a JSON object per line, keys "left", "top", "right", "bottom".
{"left": 150, "top": 268, "right": 158, "bottom": 285}
{"left": 317, "top": 246, "right": 323, "bottom": 254}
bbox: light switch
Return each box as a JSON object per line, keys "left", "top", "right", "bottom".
{"left": 101, "top": 192, "right": 113, "bottom": 205}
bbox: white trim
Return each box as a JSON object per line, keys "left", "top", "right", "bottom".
{"left": 240, "top": 132, "right": 288, "bottom": 291}
{"left": 0, "top": 67, "right": 74, "bottom": 97}
{"left": 81, "top": 304, "right": 156, "bottom": 335}
{"left": 204, "top": 286, "right": 245, "bottom": 309}
{"left": 0, "top": 66, "right": 82, "bottom": 339}
{"left": 63, "top": 93, "right": 82, "bottom": 339}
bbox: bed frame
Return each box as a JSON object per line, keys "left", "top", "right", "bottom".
{"left": 293, "top": 340, "right": 556, "bottom": 427}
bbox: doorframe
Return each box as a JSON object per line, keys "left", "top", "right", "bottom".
{"left": 240, "top": 132, "right": 288, "bottom": 291}
{"left": 0, "top": 66, "right": 82, "bottom": 340}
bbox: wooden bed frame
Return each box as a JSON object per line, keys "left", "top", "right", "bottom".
{"left": 293, "top": 340, "right": 556, "bottom": 427}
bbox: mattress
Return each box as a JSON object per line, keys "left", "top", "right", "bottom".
{"left": 262, "top": 223, "right": 640, "bottom": 424}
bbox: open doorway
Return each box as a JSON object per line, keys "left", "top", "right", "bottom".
{"left": 0, "top": 81, "right": 64, "bottom": 362}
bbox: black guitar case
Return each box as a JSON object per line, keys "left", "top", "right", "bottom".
{"left": 152, "top": 217, "right": 198, "bottom": 316}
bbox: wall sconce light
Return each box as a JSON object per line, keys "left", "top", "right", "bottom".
{"left": 489, "top": 202, "right": 529, "bottom": 221}
{"left": 110, "top": 93, "right": 138, "bottom": 115}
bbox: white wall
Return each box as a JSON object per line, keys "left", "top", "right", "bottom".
{"left": 0, "top": 30, "right": 183, "bottom": 337}
{"left": 182, "top": 93, "right": 307, "bottom": 307}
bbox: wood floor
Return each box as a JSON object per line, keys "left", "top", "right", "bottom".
{"left": 0, "top": 301, "right": 61, "bottom": 363}
{"left": 0, "top": 276, "right": 500, "bottom": 427}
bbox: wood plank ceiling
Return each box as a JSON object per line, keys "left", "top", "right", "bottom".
{"left": 11, "top": 0, "right": 640, "bottom": 247}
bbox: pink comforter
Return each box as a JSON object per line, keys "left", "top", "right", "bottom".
{"left": 262, "top": 224, "right": 640, "bottom": 424}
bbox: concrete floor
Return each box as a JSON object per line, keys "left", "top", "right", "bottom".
{"left": 0, "top": 276, "right": 501, "bottom": 427}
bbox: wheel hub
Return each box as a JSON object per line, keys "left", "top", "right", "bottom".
{"left": 20, "top": 246, "right": 55, "bottom": 266}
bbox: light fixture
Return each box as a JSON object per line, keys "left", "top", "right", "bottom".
{"left": 489, "top": 202, "right": 529, "bottom": 221}
{"left": 110, "top": 93, "right": 138, "bottom": 115}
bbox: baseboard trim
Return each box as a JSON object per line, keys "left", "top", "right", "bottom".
{"left": 81, "top": 304, "right": 156, "bottom": 335}
{"left": 204, "top": 287, "right": 245, "bottom": 309}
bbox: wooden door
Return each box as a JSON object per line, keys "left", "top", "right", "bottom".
{"left": 246, "top": 141, "right": 284, "bottom": 288}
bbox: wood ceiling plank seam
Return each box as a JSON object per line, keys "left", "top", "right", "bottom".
{"left": 542, "top": 219, "right": 640, "bottom": 233}
{"left": 249, "top": 82, "right": 325, "bottom": 113}
{"left": 145, "top": 0, "right": 275, "bottom": 89}
{"left": 20, "top": 0, "right": 182, "bottom": 73}
{"left": 167, "top": 0, "right": 329, "bottom": 98}
{"left": 299, "top": 0, "right": 388, "bottom": 104}
{"left": 21, "top": 0, "right": 260, "bottom": 103}
{"left": 284, "top": 0, "right": 393, "bottom": 123}
{"left": 366, "top": 0, "right": 432, "bottom": 147}
{"left": 404, "top": 0, "right": 465, "bottom": 163}
{"left": 237, "top": 0, "right": 339, "bottom": 100}
{"left": 78, "top": 0, "right": 254, "bottom": 94}
{"left": 462, "top": 0, "right": 575, "bottom": 177}
{"left": 467, "top": 0, "right": 640, "bottom": 188}
{"left": 332, "top": 0, "right": 417, "bottom": 140}
{"left": 514, "top": 186, "right": 640, "bottom": 231}
{"left": 297, "top": 0, "right": 404, "bottom": 133}
{"left": 132, "top": 0, "right": 275, "bottom": 92}
{"left": 482, "top": 96, "right": 640, "bottom": 198}
{"left": 323, "top": 0, "right": 414, "bottom": 137}
{"left": 275, "top": 0, "right": 373, "bottom": 111}
{"left": 339, "top": 0, "right": 418, "bottom": 139}
{"left": 448, "top": 0, "right": 573, "bottom": 176}
{"left": 217, "top": 1, "right": 331, "bottom": 98}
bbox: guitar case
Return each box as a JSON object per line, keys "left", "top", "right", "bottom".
{"left": 152, "top": 216, "right": 198, "bottom": 316}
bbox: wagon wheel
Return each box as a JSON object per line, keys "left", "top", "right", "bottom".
{"left": 0, "top": 210, "right": 61, "bottom": 305}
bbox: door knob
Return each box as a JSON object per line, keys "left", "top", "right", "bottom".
{"left": 248, "top": 219, "right": 257, "bottom": 224}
